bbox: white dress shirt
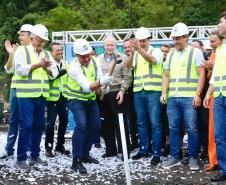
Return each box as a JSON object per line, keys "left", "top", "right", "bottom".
{"left": 14, "top": 45, "right": 58, "bottom": 79}
{"left": 68, "top": 58, "right": 103, "bottom": 93}
{"left": 55, "top": 59, "right": 68, "bottom": 92}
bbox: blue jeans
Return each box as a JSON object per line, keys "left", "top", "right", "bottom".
{"left": 68, "top": 99, "right": 100, "bottom": 160}
{"left": 17, "top": 97, "right": 46, "bottom": 161}
{"left": 167, "top": 97, "right": 199, "bottom": 159}
{"left": 134, "top": 90, "right": 162, "bottom": 157}
{"left": 213, "top": 94, "right": 226, "bottom": 175}
{"left": 5, "top": 88, "right": 19, "bottom": 155}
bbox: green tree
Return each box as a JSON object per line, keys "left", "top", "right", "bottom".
{"left": 184, "top": 0, "right": 226, "bottom": 25}
{"left": 37, "top": 4, "right": 86, "bottom": 32}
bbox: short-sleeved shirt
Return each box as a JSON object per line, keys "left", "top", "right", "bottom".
{"left": 132, "top": 45, "right": 163, "bottom": 67}
{"left": 163, "top": 46, "right": 204, "bottom": 97}
{"left": 163, "top": 46, "right": 204, "bottom": 70}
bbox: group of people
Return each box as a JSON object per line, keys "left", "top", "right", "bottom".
{"left": 0, "top": 10, "right": 226, "bottom": 182}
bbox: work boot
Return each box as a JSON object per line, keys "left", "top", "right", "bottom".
{"left": 132, "top": 152, "right": 149, "bottom": 160}
{"left": 55, "top": 145, "right": 70, "bottom": 155}
{"left": 71, "top": 159, "right": 87, "bottom": 174}
{"left": 0, "top": 151, "right": 13, "bottom": 160}
{"left": 16, "top": 160, "right": 30, "bottom": 170}
{"left": 151, "top": 156, "right": 161, "bottom": 165}
{"left": 94, "top": 143, "right": 102, "bottom": 148}
{"left": 102, "top": 153, "right": 117, "bottom": 158}
{"left": 204, "top": 164, "right": 219, "bottom": 172}
{"left": 83, "top": 156, "right": 99, "bottom": 164}
{"left": 211, "top": 173, "right": 226, "bottom": 182}
{"left": 45, "top": 147, "right": 55, "bottom": 158}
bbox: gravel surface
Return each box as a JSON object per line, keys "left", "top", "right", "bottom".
{"left": 0, "top": 132, "right": 224, "bottom": 185}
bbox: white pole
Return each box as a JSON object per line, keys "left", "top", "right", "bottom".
{"left": 118, "top": 113, "right": 132, "bottom": 185}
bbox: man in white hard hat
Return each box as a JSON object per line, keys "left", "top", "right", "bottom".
{"left": 126, "top": 27, "right": 163, "bottom": 165}
{"left": 14, "top": 24, "right": 58, "bottom": 170}
{"left": 160, "top": 22, "right": 205, "bottom": 170}
{"left": 67, "top": 39, "right": 112, "bottom": 174}
{"left": 0, "top": 24, "right": 33, "bottom": 160}
{"left": 203, "top": 11, "right": 226, "bottom": 182}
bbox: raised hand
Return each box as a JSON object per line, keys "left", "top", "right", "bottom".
{"left": 4, "top": 40, "right": 14, "bottom": 54}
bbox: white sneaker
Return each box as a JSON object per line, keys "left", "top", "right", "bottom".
{"left": 162, "top": 155, "right": 181, "bottom": 169}
{"left": 189, "top": 158, "right": 199, "bottom": 171}
{"left": 16, "top": 160, "right": 30, "bottom": 170}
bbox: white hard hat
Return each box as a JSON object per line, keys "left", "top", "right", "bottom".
{"left": 73, "top": 39, "right": 92, "bottom": 55}
{"left": 32, "top": 24, "right": 49, "bottom": 41}
{"left": 135, "top": 27, "right": 151, "bottom": 40}
{"left": 18, "top": 24, "right": 33, "bottom": 34}
{"left": 170, "top": 22, "right": 189, "bottom": 37}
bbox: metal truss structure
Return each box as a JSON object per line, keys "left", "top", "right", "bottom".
{"left": 52, "top": 25, "right": 217, "bottom": 44}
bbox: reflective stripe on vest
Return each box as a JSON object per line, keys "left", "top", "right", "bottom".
{"left": 46, "top": 60, "right": 68, "bottom": 101}
{"left": 66, "top": 58, "right": 97, "bottom": 101}
{"left": 168, "top": 47, "right": 199, "bottom": 97}
{"left": 212, "top": 44, "right": 226, "bottom": 97}
{"left": 46, "top": 76, "right": 67, "bottom": 101}
{"left": 133, "top": 48, "right": 162, "bottom": 92}
{"left": 15, "top": 46, "right": 50, "bottom": 98}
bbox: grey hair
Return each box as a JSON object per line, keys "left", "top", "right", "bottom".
{"left": 104, "top": 34, "right": 117, "bottom": 44}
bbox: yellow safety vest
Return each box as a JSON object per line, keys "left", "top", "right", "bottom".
{"left": 133, "top": 48, "right": 162, "bottom": 92}
{"left": 168, "top": 46, "right": 198, "bottom": 97}
{"left": 66, "top": 57, "right": 98, "bottom": 101}
{"left": 213, "top": 44, "right": 226, "bottom": 97}
{"left": 46, "top": 60, "right": 68, "bottom": 101}
{"left": 13, "top": 46, "right": 50, "bottom": 98}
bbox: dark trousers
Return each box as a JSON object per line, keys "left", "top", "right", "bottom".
{"left": 45, "top": 94, "right": 68, "bottom": 149}
{"left": 197, "top": 104, "right": 209, "bottom": 152}
{"left": 125, "top": 87, "right": 138, "bottom": 147}
{"left": 68, "top": 99, "right": 100, "bottom": 160}
{"left": 101, "top": 91, "right": 130, "bottom": 155}
{"left": 197, "top": 79, "right": 209, "bottom": 153}
{"left": 161, "top": 104, "right": 169, "bottom": 147}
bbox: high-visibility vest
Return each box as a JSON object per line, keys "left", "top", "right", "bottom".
{"left": 46, "top": 60, "right": 68, "bottom": 101}
{"left": 133, "top": 47, "right": 162, "bottom": 92}
{"left": 213, "top": 44, "right": 226, "bottom": 97}
{"left": 66, "top": 57, "right": 98, "bottom": 101}
{"left": 168, "top": 46, "right": 199, "bottom": 97}
{"left": 13, "top": 46, "right": 50, "bottom": 98}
